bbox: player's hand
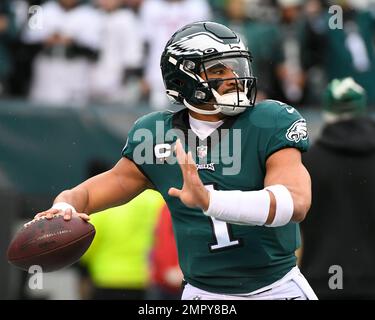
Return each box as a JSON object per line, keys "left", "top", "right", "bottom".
{"left": 168, "top": 139, "right": 210, "bottom": 211}
{"left": 33, "top": 208, "right": 90, "bottom": 222}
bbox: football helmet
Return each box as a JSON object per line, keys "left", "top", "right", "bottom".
{"left": 160, "top": 21, "right": 257, "bottom": 116}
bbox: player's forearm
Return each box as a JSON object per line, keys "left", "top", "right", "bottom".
{"left": 287, "top": 185, "right": 311, "bottom": 223}
{"left": 52, "top": 171, "right": 126, "bottom": 214}
{"left": 51, "top": 158, "right": 151, "bottom": 215}
{"left": 278, "top": 164, "right": 312, "bottom": 222}
{"left": 53, "top": 187, "right": 90, "bottom": 214}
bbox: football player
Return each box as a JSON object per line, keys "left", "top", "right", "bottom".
{"left": 34, "top": 22, "right": 317, "bottom": 300}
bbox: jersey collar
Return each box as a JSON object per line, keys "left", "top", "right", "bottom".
{"left": 171, "top": 108, "right": 240, "bottom": 154}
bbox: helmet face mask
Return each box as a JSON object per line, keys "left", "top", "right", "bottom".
{"left": 161, "top": 22, "right": 257, "bottom": 116}
{"left": 199, "top": 54, "right": 257, "bottom": 115}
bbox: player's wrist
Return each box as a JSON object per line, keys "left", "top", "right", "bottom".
{"left": 52, "top": 202, "right": 77, "bottom": 213}
{"left": 200, "top": 189, "right": 210, "bottom": 211}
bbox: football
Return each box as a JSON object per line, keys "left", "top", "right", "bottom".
{"left": 7, "top": 215, "right": 95, "bottom": 272}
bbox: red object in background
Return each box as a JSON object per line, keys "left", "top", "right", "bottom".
{"left": 150, "top": 205, "right": 182, "bottom": 294}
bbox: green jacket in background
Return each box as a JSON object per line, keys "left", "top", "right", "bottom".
{"left": 0, "top": 2, "right": 17, "bottom": 81}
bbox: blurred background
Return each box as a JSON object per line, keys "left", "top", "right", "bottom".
{"left": 1, "top": 0, "right": 375, "bottom": 299}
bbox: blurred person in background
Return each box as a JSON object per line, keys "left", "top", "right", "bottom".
{"left": 148, "top": 204, "right": 183, "bottom": 300}
{"left": 6, "top": 0, "right": 43, "bottom": 97}
{"left": 218, "top": 0, "right": 284, "bottom": 101}
{"left": 275, "top": 0, "right": 307, "bottom": 106}
{"left": 123, "top": 0, "right": 144, "bottom": 13}
{"left": 299, "top": 0, "right": 327, "bottom": 105}
{"left": 22, "top": 0, "right": 102, "bottom": 106}
{"left": 207, "top": 0, "right": 226, "bottom": 16}
{"left": 139, "top": 0, "right": 211, "bottom": 110}
{"left": 303, "top": 0, "right": 375, "bottom": 106}
{"left": 90, "top": 0, "right": 144, "bottom": 105}
{"left": 79, "top": 159, "right": 164, "bottom": 300}
{"left": 301, "top": 77, "right": 375, "bottom": 299}
{"left": 0, "top": 0, "right": 17, "bottom": 96}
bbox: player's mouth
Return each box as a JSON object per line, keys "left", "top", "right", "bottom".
{"left": 223, "top": 88, "right": 243, "bottom": 95}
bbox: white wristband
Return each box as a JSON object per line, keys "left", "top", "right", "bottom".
{"left": 52, "top": 202, "right": 77, "bottom": 213}
{"left": 204, "top": 189, "right": 270, "bottom": 226}
{"left": 264, "top": 185, "right": 294, "bottom": 227}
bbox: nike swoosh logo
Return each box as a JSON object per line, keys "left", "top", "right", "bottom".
{"left": 286, "top": 107, "right": 295, "bottom": 114}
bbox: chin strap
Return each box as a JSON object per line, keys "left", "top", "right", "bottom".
{"left": 183, "top": 99, "right": 222, "bottom": 115}
{"left": 212, "top": 90, "right": 250, "bottom": 107}
{"left": 211, "top": 90, "right": 248, "bottom": 116}
{"left": 183, "top": 89, "right": 250, "bottom": 116}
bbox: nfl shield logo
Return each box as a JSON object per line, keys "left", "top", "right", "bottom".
{"left": 197, "top": 145, "right": 208, "bottom": 159}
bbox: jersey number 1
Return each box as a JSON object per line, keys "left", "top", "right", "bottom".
{"left": 205, "top": 185, "right": 242, "bottom": 251}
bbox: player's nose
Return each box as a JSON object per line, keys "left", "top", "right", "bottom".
{"left": 221, "top": 78, "right": 244, "bottom": 94}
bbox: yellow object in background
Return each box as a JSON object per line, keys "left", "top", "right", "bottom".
{"left": 81, "top": 190, "right": 164, "bottom": 289}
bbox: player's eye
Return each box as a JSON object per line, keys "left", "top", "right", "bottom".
{"left": 213, "top": 70, "right": 224, "bottom": 75}
{"left": 208, "top": 68, "right": 225, "bottom": 76}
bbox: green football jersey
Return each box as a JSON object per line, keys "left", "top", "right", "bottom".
{"left": 122, "top": 100, "right": 309, "bottom": 294}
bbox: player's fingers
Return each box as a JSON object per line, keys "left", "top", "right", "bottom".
{"left": 78, "top": 213, "right": 90, "bottom": 221}
{"left": 46, "top": 208, "right": 61, "bottom": 219}
{"left": 184, "top": 151, "right": 191, "bottom": 175}
{"left": 175, "top": 140, "right": 189, "bottom": 179}
{"left": 63, "top": 208, "right": 73, "bottom": 221}
{"left": 186, "top": 151, "right": 201, "bottom": 185}
{"left": 33, "top": 212, "right": 43, "bottom": 219}
{"left": 175, "top": 139, "right": 187, "bottom": 164}
{"left": 34, "top": 208, "right": 59, "bottom": 219}
{"left": 168, "top": 187, "right": 182, "bottom": 198}
{"left": 187, "top": 151, "right": 197, "bottom": 169}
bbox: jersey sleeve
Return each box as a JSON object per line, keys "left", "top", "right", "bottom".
{"left": 121, "top": 119, "right": 141, "bottom": 162}
{"left": 121, "top": 111, "right": 167, "bottom": 168}
{"left": 121, "top": 111, "right": 160, "bottom": 162}
{"left": 121, "top": 113, "right": 159, "bottom": 186}
{"left": 264, "top": 103, "right": 309, "bottom": 159}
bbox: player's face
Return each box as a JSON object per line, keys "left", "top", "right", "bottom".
{"left": 201, "top": 66, "right": 243, "bottom": 96}
{"left": 199, "top": 57, "right": 249, "bottom": 96}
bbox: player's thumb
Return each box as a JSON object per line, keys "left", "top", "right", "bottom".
{"left": 168, "top": 187, "right": 181, "bottom": 198}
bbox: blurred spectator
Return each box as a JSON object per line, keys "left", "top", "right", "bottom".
{"left": 0, "top": 1, "right": 17, "bottom": 96}
{"left": 218, "top": 0, "right": 284, "bottom": 101}
{"left": 123, "top": 0, "right": 144, "bottom": 13}
{"left": 148, "top": 204, "right": 183, "bottom": 300}
{"left": 301, "top": 77, "right": 375, "bottom": 299}
{"left": 298, "top": 0, "right": 327, "bottom": 105}
{"left": 303, "top": 0, "right": 375, "bottom": 106}
{"left": 207, "top": 0, "right": 226, "bottom": 16}
{"left": 80, "top": 188, "right": 164, "bottom": 299}
{"left": 7, "top": 1, "right": 43, "bottom": 97}
{"left": 275, "top": 0, "right": 307, "bottom": 105}
{"left": 139, "top": 0, "right": 211, "bottom": 110}
{"left": 22, "top": 0, "right": 102, "bottom": 106}
{"left": 90, "top": 0, "right": 144, "bottom": 104}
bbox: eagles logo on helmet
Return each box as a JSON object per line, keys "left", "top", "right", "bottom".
{"left": 160, "top": 21, "right": 257, "bottom": 116}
